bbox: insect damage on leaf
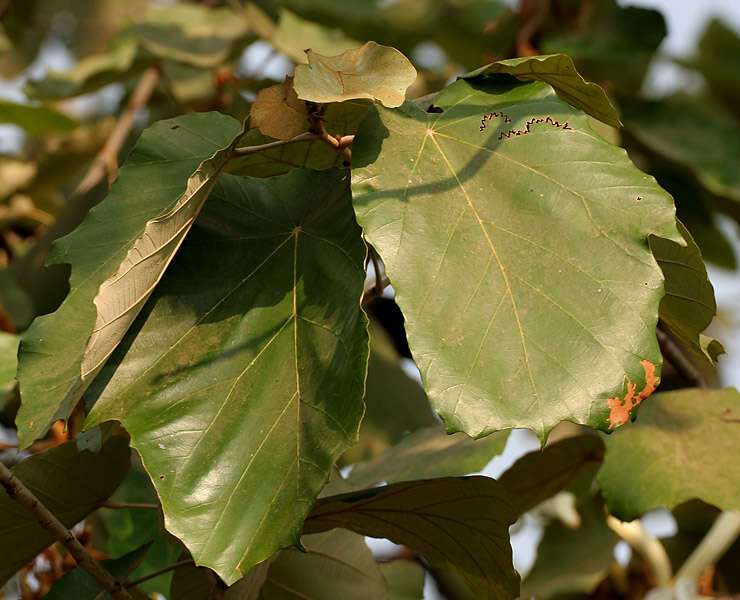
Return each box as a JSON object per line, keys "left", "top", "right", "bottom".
{"left": 606, "top": 360, "right": 659, "bottom": 429}
{"left": 479, "top": 111, "right": 573, "bottom": 139}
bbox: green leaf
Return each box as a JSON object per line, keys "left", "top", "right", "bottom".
{"left": 651, "top": 220, "right": 722, "bottom": 364}
{"left": 261, "top": 530, "right": 388, "bottom": 599}
{"left": 540, "top": 0, "right": 665, "bottom": 95}
{"left": 304, "top": 477, "right": 520, "bottom": 600}
{"left": 522, "top": 493, "right": 616, "bottom": 598}
{"left": 16, "top": 112, "right": 244, "bottom": 448}
{"left": 84, "top": 168, "right": 368, "bottom": 585}
{"left": 226, "top": 100, "right": 368, "bottom": 177}
{"left": 0, "top": 99, "right": 77, "bottom": 135}
{"left": 340, "top": 322, "right": 438, "bottom": 465}
{"left": 44, "top": 543, "right": 150, "bottom": 600}
{"left": 498, "top": 435, "right": 604, "bottom": 516}
{"left": 464, "top": 54, "right": 621, "bottom": 128}
{"left": 24, "top": 37, "right": 140, "bottom": 99}
{"left": 346, "top": 425, "right": 508, "bottom": 491}
{"left": 352, "top": 76, "right": 682, "bottom": 440}
{"left": 294, "top": 42, "right": 417, "bottom": 107}
{"left": 127, "top": 4, "right": 249, "bottom": 69}
{"left": 380, "top": 561, "right": 425, "bottom": 600}
{"left": 0, "top": 423, "right": 131, "bottom": 585}
{"left": 623, "top": 95, "right": 740, "bottom": 205}
{"left": 692, "top": 19, "right": 740, "bottom": 117}
{"left": 597, "top": 388, "right": 740, "bottom": 520}
{"left": 170, "top": 556, "right": 274, "bottom": 599}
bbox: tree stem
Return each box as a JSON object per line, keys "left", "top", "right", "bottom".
{"left": 607, "top": 515, "right": 672, "bottom": 587}
{"left": 75, "top": 65, "right": 161, "bottom": 196}
{"left": 676, "top": 511, "right": 740, "bottom": 581}
{"left": 0, "top": 461, "right": 134, "bottom": 600}
{"left": 656, "top": 325, "right": 706, "bottom": 388}
{"left": 232, "top": 131, "right": 318, "bottom": 156}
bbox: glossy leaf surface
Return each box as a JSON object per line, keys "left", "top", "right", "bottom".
{"left": 85, "top": 168, "right": 368, "bottom": 584}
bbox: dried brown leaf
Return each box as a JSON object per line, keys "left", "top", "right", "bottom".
{"left": 250, "top": 76, "right": 308, "bottom": 141}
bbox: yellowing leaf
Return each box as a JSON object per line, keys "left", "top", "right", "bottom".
{"left": 250, "top": 76, "right": 308, "bottom": 141}
{"left": 293, "top": 41, "right": 416, "bottom": 107}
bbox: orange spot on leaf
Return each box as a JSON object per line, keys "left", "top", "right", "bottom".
{"left": 607, "top": 360, "right": 658, "bottom": 430}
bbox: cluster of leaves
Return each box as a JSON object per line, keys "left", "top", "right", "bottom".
{"left": 1, "top": 1, "right": 740, "bottom": 599}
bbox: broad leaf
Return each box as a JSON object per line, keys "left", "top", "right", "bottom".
{"left": 127, "top": 4, "right": 249, "bottom": 69}
{"left": 465, "top": 54, "right": 621, "bottom": 127}
{"left": 380, "top": 561, "right": 425, "bottom": 600}
{"left": 24, "top": 37, "right": 140, "bottom": 99}
{"left": 622, "top": 96, "right": 740, "bottom": 204}
{"left": 16, "top": 112, "right": 244, "bottom": 448}
{"left": 294, "top": 42, "right": 417, "bottom": 107}
{"left": 498, "top": 435, "right": 604, "bottom": 516}
{"left": 651, "top": 221, "right": 722, "bottom": 363}
{"left": 304, "top": 477, "right": 520, "bottom": 600}
{"left": 0, "top": 423, "right": 130, "bottom": 585}
{"left": 260, "top": 530, "right": 388, "bottom": 599}
{"left": 84, "top": 168, "right": 368, "bottom": 584}
{"left": 597, "top": 388, "right": 740, "bottom": 520}
{"left": 226, "top": 100, "right": 368, "bottom": 177}
{"left": 0, "top": 99, "right": 77, "bottom": 135}
{"left": 44, "top": 544, "right": 150, "bottom": 600}
{"left": 352, "top": 77, "right": 682, "bottom": 440}
{"left": 522, "top": 493, "right": 616, "bottom": 598}
{"left": 346, "top": 425, "right": 508, "bottom": 491}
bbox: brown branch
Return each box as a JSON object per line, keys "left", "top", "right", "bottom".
{"left": 656, "top": 325, "right": 707, "bottom": 389}
{"left": 75, "top": 66, "right": 161, "bottom": 196}
{"left": 125, "top": 559, "right": 193, "bottom": 588}
{"left": 232, "top": 131, "right": 318, "bottom": 156}
{"left": 0, "top": 461, "right": 134, "bottom": 600}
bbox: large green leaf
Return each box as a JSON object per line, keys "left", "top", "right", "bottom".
{"left": 0, "top": 99, "right": 77, "bottom": 135}
{"left": 24, "top": 37, "right": 140, "bottom": 99}
{"left": 304, "top": 477, "right": 520, "bottom": 600}
{"left": 0, "top": 423, "right": 130, "bottom": 585}
{"left": 651, "top": 221, "right": 722, "bottom": 364}
{"left": 622, "top": 96, "right": 740, "bottom": 204}
{"left": 346, "top": 425, "right": 508, "bottom": 491}
{"left": 352, "top": 76, "right": 682, "bottom": 440}
{"left": 260, "top": 530, "right": 388, "bottom": 599}
{"left": 84, "top": 168, "right": 368, "bottom": 584}
{"left": 465, "top": 54, "right": 621, "bottom": 127}
{"left": 597, "top": 388, "right": 740, "bottom": 520}
{"left": 498, "top": 435, "right": 604, "bottom": 516}
{"left": 170, "top": 556, "right": 274, "bottom": 599}
{"left": 16, "top": 112, "right": 244, "bottom": 448}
